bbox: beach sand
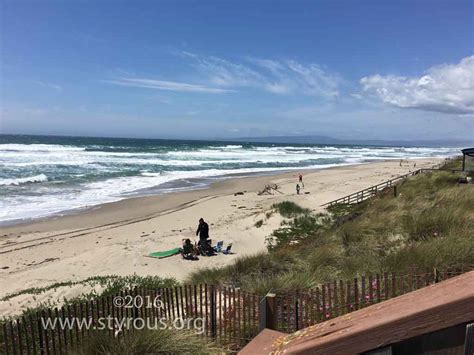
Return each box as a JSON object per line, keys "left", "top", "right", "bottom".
{"left": 0, "top": 158, "right": 441, "bottom": 317}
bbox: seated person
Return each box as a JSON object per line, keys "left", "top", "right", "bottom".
{"left": 180, "top": 239, "right": 198, "bottom": 260}
{"left": 197, "top": 238, "right": 215, "bottom": 256}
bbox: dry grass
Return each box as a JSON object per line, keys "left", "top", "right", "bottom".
{"left": 70, "top": 328, "right": 225, "bottom": 355}
{"left": 188, "top": 161, "right": 474, "bottom": 293}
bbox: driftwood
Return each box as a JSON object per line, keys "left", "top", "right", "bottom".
{"left": 257, "top": 183, "right": 283, "bottom": 195}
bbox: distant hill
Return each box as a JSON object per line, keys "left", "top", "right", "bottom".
{"left": 231, "top": 135, "right": 472, "bottom": 147}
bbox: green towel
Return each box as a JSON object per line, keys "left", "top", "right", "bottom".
{"left": 148, "top": 247, "right": 181, "bottom": 259}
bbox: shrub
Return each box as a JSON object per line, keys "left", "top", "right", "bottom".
{"left": 271, "top": 201, "right": 310, "bottom": 218}
{"left": 267, "top": 215, "right": 325, "bottom": 250}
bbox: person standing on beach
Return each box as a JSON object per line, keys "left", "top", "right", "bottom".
{"left": 196, "top": 218, "right": 210, "bottom": 252}
{"left": 296, "top": 184, "right": 301, "bottom": 195}
{"left": 299, "top": 174, "right": 304, "bottom": 187}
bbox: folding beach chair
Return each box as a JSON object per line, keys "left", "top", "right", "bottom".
{"left": 222, "top": 243, "right": 233, "bottom": 255}
{"left": 213, "top": 240, "right": 224, "bottom": 253}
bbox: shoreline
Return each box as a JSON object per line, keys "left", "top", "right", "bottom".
{"left": 0, "top": 156, "right": 437, "bottom": 231}
{"left": 0, "top": 161, "right": 360, "bottom": 232}
{"left": 0, "top": 157, "right": 443, "bottom": 317}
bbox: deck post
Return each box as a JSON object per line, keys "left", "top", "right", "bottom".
{"left": 393, "top": 185, "right": 398, "bottom": 197}
{"left": 465, "top": 323, "right": 474, "bottom": 355}
{"left": 259, "top": 293, "right": 277, "bottom": 331}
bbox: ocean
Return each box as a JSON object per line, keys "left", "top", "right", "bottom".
{"left": 0, "top": 134, "right": 460, "bottom": 224}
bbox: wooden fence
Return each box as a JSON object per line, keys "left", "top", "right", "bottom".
{"left": 267, "top": 268, "right": 468, "bottom": 333}
{"left": 1, "top": 284, "right": 261, "bottom": 354}
{"left": 321, "top": 166, "right": 464, "bottom": 207}
{"left": 1, "top": 267, "right": 471, "bottom": 354}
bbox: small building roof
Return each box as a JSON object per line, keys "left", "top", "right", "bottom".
{"left": 462, "top": 148, "right": 474, "bottom": 156}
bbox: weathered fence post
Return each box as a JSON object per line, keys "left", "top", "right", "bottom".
{"left": 2, "top": 322, "right": 10, "bottom": 355}
{"left": 295, "top": 295, "right": 300, "bottom": 331}
{"left": 393, "top": 185, "right": 398, "bottom": 197}
{"left": 259, "top": 293, "right": 276, "bottom": 331}
{"left": 133, "top": 287, "right": 139, "bottom": 321}
{"left": 210, "top": 285, "right": 217, "bottom": 338}
{"left": 434, "top": 268, "right": 439, "bottom": 283}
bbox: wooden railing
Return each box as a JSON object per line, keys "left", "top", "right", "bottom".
{"left": 321, "top": 169, "right": 424, "bottom": 207}
{"left": 2, "top": 267, "right": 472, "bottom": 354}
{"left": 321, "top": 166, "right": 464, "bottom": 207}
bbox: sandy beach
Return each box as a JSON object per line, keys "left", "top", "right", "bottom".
{"left": 0, "top": 158, "right": 442, "bottom": 317}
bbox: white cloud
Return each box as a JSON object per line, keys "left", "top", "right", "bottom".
{"left": 360, "top": 56, "right": 474, "bottom": 114}
{"left": 182, "top": 52, "right": 264, "bottom": 88}
{"left": 23, "top": 107, "right": 49, "bottom": 115}
{"left": 107, "top": 53, "right": 341, "bottom": 98}
{"left": 182, "top": 52, "right": 341, "bottom": 98}
{"left": 34, "top": 81, "right": 63, "bottom": 92}
{"left": 107, "top": 78, "right": 232, "bottom": 94}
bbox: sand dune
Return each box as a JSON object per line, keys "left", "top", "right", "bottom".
{"left": 0, "top": 158, "right": 441, "bottom": 317}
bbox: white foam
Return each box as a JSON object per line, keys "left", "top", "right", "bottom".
{"left": 0, "top": 142, "right": 461, "bottom": 223}
{"left": 0, "top": 164, "right": 341, "bottom": 222}
{"left": 0, "top": 174, "right": 48, "bottom": 186}
{"left": 0, "top": 144, "right": 85, "bottom": 152}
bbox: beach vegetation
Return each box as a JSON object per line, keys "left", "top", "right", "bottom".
{"left": 188, "top": 160, "right": 474, "bottom": 294}
{"left": 70, "top": 328, "right": 224, "bottom": 355}
{"left": 271, "top": 201, "right": 310, "bottom": 217}
{"left": 1, "top": 274, "right": 178, "bottom": 304}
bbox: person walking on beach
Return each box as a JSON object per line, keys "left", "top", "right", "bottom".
{"left": 196, "top": 218, "right": 210, "bottom": 253}
{"left": 296, "top": 184, "right": 301, "bottom": 195}
{"left": 298, "top": 174, "right": 304, "bottom": 187}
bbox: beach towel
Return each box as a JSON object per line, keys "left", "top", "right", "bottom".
{"left": 148, "top": 248, "right": 181, "bottom": 259}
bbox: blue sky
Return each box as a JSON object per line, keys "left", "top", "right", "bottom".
{"left": 1, "top": 0, "right": 473, "bottom": 141}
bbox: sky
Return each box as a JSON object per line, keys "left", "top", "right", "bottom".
{"left": 1, "top": 0, "right": 473, "bottom": 141}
